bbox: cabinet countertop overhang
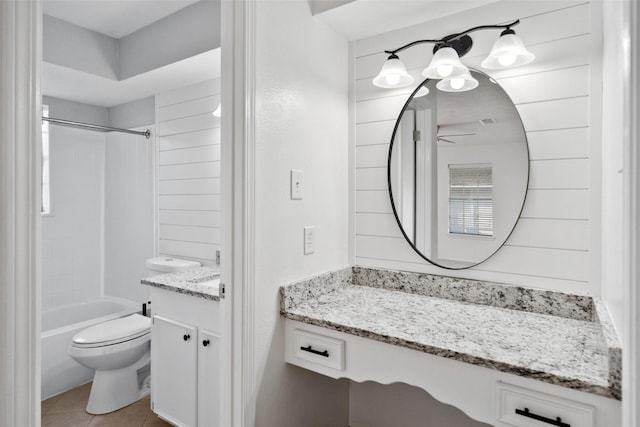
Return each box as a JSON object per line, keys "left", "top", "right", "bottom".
{"left": 142, "top": 266, "right": 221, "bottom": 301}
{"left": 279, "top": 267, "right": 621, "bottom": 400}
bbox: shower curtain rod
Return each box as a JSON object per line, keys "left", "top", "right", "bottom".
{"left": 43, "top": 117, "right": 151, "bottom": 139}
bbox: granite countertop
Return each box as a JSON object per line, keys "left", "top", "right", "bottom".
{"left": 280, "top": 267, "right": 621, "bottom": 400}
{"left": 141, "top": 266, "right": 221, "bottom": 301}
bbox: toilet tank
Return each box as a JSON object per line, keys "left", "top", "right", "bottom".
{"left": 145, "top": 257, "right": 201, "bottom": 276}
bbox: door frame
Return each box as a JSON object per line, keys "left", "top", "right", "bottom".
{"left": 623, "top": 1, "right": 640, "bottom": 425}
{"left": 0, "top": 0, "right": 42, "bottom": 425}
{"left": 220, "top": 1, "right": 256, "bottom": 426}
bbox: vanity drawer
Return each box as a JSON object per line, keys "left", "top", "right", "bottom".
{"left": 292, "top": 328, "right": 345, "bottom": 371}
{"left": 495, "top": 382, "right": 594, "bottom": 427}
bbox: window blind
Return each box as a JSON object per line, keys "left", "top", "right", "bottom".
{"left": 448, "top": 164, "right": 493, "bottom": 236}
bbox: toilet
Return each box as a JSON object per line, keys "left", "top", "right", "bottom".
{"left": 68, "top": 314, "right": 152, "bottom": 414}
{"left": 68, "top": 256, "right": 201, "bottom": 414}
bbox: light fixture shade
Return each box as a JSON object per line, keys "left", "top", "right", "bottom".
{"left": 373, "top": 55, "right": 414, "bottom": 88}
{"left": 413, "top": 86, "right": 430, "bottom": 98}
{"left": 212, "top": 104, "right": 221, "bottom": 117}
{"left": 481, "top": 30, "right": 535, "bottom": 69}
{"left": 422, "top": 46, "right": 469, "bottom": 79}
{"left": 436, "top": 71, "right": 479, "bottom": 92}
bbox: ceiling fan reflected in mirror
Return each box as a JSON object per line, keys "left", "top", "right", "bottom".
{"left": 436, "top": 125, "right": 475, "bottom": 144}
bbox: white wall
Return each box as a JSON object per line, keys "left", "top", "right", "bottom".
{"left": 349, "top": 382, "right": 489, "bottom": 427}
{"left": 42, "top": 97, "right": 156, "bottom": 309}
{"left": 156, "top": 79, "right": 221, "bottom": 265}
{"left": 252, "top": 1, "right": 350, "bottom": 425}
{"left": 104, "top": 127, "right": 156, "bottom": 304}
{"left": 354, "top": 1, "right": 600, "bottom": 295}
{"left": 119, "top": 0, "right": 220, "bottom": 79}
{"left": 350, "top": 1, "right": 602, "bottom": 425}
{"left": 43, "top": 14, "right": 118, "bottom": 80}
{"left": 109, "top": 96, "right": 155, "bottom": 130}
{"left": 42, "top": 95, "right": 109, "bottom": 126}
{"left": 41, "top": 125, "right": 105, "bottom": 310}
{"left": 600, "top": 0, "right": 625, "bottom": 346}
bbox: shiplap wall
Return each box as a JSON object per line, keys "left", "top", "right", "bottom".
{"left": 156, "top": 79, "right": 221, "bottom": 265}
{"left": 354, "top": 1, "right": 601, "bottom": 294}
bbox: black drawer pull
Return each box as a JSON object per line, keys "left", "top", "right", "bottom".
{"left": 515, "top": 408, "right": 570, "bottom": 427}
{"left": 183, "top": 334, "right": 190, "bottom": 341}
{"left": 300, "top": 345, "right": 329, "bottom": 357}
{"left": 203, "top": 339, "right": 210, "bottom": 347}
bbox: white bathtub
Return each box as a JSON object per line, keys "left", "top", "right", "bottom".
{"left": 41, "top": 296, "right": 141, "bottom": 400}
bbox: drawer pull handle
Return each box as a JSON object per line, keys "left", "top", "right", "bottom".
{"left": 515, "top": 408, "right": 570, "bottom": 427}
{"left": 183, "top": 334, "right": 191, "bottom": 341}
{"left": 203, "top": 339, "right": 210, "bottom": 347}
{"left": 300, "top": 345, "right": 329, "bottom": 357}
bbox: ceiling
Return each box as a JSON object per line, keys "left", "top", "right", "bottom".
{"left": 42, "top": 0, "right": 218, "bottom": 107}
{"left": 42, "top": 0, "right": 497, "bottom": 107}
{"left": 43, "top": 49, "right": 220, "bottom": 108}
{"left": 313, "top": 0, "right": 501, "bottom": 41}
{"left": 42, "top": 0, "right": 200, "bottom": 39}
{"left": 42, "top": 0, "right": 503, "bottom": 44}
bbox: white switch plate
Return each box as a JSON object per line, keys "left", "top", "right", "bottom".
{"left": 290, "top": 169, "right": 303, "bottom": 200}
{"left": 304, "top": 226, "right": 315, "bottom": 255}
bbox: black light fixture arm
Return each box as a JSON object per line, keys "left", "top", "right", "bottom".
{"left": 441, "top": 19, "right": 520, "bottom": 42}
{"left": 383, "top": 19, "right": 520, "bottom": 56}
{"left": 384, "top": 38, "right": 443, "bottom": 55}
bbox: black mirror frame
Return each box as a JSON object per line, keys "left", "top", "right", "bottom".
{"left": 386, "top": 71, "right": 531, "bottom": 270}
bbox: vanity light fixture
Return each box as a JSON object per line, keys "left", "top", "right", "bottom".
{"left": 372, "top": 53, "right": 414, "bottom": 88}
{"left": 481, "top": 28, "right": 535, "bottom": 69}
{"left": 436, "top": 70, "right": 479, "bottom": 92}
{"left": 422, "top": 46, "right": 469, "bottom": 79}
{"left": 372, "top": 19, "right": 534, "bottom": 91}
{"left": 413, "top": 86, "right": 430, "bottom": 98}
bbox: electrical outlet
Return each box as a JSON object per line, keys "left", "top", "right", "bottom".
{"left": 304, "top": 226, "right": 315, "bottom": 255}
{"left": 291, "top": 169, "right": 303, "bottom": 200}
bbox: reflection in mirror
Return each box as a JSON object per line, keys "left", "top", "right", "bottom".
{"left": 388, "top": 69, "right": 529, "bottom": 269}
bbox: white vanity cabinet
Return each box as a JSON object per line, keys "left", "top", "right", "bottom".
{"left": 285, "top": 320, "right": 621, "bottom": 427}
{"left": 152, "top": 315, "right": 198, "bottom": 426}
{"left": 150, "top": 287, "right": 220, "bottom": 427}
{"left": 197, "top": 329, "right": 220, "bottom": 427}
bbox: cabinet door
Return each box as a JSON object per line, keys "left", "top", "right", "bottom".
{"left": 152, "top": 315, "right": 198, "bottom": 427}
{"left": 198, "top": 329, "right": 220, "bottom": 427}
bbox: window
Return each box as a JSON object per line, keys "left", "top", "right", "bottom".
{"left": 42, "top": 105, "right": 51, "bottom": 215}
{"left": 448, "top": 164, "right": 493, "bottom": 236}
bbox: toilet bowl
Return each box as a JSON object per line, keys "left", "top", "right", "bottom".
{"left": 69, "top": 257, "right": 201, "bottom": 414}
{"left": 69, "top": 313, "right": 151, "bottom": 414}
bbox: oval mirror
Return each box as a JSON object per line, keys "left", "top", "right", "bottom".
{"left": 388, "top": 69, "right": 529, "bottom": 269}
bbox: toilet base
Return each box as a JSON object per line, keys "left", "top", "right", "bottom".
{"left": 85, "top": 352, "right": 151, "bottom": 414}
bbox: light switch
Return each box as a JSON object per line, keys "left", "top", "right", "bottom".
{"left": 304, "top": 226, "right": 315, "bottom": 255}
{"left": 291, "top": 169, "right": 303, "bottom": 200}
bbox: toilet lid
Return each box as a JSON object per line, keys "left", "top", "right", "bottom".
{"left": 72, "top": 313, "right": 151, "bottom": 347}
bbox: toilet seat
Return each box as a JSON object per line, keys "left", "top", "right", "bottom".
{"left": 72, "top": 313, "right": 151, "bottom": 348}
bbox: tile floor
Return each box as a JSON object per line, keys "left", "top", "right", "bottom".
{"left": 41, "top": 383, "right": 171, "bottom": 427}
